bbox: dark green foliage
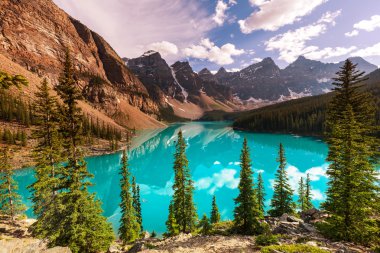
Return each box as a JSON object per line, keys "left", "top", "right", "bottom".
{"left": 322, "top": 59, "right": 380, "bottom": 245}
{"left": 29, "top": 78, "right": 63, "bottom": 234}
{"left": 37, "top": 50, "right": 114, "bottom": 252}
{"left": 0, "top": 91, "right": 35, "bottom": 126}
{"left": 170, "top": 130, "right": 196, "bottom": 233}
{"left": 132, "top": 176, "right": 143, "bottom": 232}
{"left": 305, "top": 174, "right": 313, "bottom": 210}
{"left": 256, "top": 172, "right": 265, "bottom": 216}
{"left": 82, "top": 115, "right": 122, "bottom": 143}
{"left": 0, "top": 148, "right": 25, "bottom": 223}
{"left": 0, "top": 71, "right": 28, "bottom": 90}
{"left": 233, "top": 138, "right": 261, "bottom": 235}
{"left": 119, "top": 150, "right": 140, "bottom": 244}
{"left": 268, "top": 144, "right": 295, "bottom": 217}
{"left": 297, "top": 177, "right": 307, "bottom": 212}
{"left": 165, "top": 200, "right": 179, "bottom": 237}
{"left": 198, "top": 214, "right": 211, "bottom": 235}
{"left": 151, "top": 231, "right": 157, "bottom": 238}
{"left": 210, "top": 195, "right": 221, "bottom": 224}
{"left": 255, "top": 234, "right": 279, "bottom": 246}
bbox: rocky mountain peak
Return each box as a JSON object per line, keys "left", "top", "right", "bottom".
{"left": 198, "top": 68, "right": 218, "bottom": 82}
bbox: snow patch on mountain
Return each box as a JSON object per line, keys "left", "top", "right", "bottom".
{"left": 170, "top": 67, "right": 188, "bottom": 103}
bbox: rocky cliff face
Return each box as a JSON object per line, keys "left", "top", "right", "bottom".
{"left": 0, "top": 0, "right": 160, "bottom": 124}
{"left": 215, "top": 56, "right": 378, "bottom": 101}
{"left": 127, "top": 52, "right": 233, "bottom": 117}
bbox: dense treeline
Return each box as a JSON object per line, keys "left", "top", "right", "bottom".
{"left": 0, "top": 127, "right": 27, "bottom": 146}
{"left": 0, "top": 92, "right": 35, "bottom": 126}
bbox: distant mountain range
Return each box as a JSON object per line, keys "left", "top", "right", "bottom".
{"left": 213, "top": 56, "right": 377, "bottom": 101}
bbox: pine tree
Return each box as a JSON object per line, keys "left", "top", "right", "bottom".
{"left": 0, "top": 71, "right": 28, "bottom": 90}
{"left": 268, "top": 143, "right": 295, "bottom": 217}
{"left": 165, "top": 201, "right": 179, "bottom": 237}
{"left": 256, "top": 172, "right": 265, "bottom": 217}
{"left": 233, "top": 138, "right": 261, "bottom": 235}
{"left": 210, "top": 195, "right": 221, "bottom": 224}
{"left": 322, "top": 59, "right": 380, "bottom": 244}
{"left": 132, "top": 176, "right": 143, "bottom": 232}
{"left": 198, "top": 214, "right": 211, "bottom": 235}
{"left": 28, "top": 78, "right": 64, "bottom": 236}
{"left": 40, "top": 50, "right": 114, "bottom": 253}
{"left": 170, "top": 130, "right": 196, "bottom": 233}
{"left": 119, "top": 150, "right": 140, "bottom": 244}
{"left": 0, "top": 148, "right": 25, "bottom": 223}
{"left": 297, "top": 177, "right": 307, "bottom": 211}
{"left": 304, "top": 174, "right": 313, "bottom": 210}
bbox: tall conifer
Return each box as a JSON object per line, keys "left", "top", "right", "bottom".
{"left": 304, "top": 174, "right": 313, "bottom": 210}
{"left": 132, "top": 176, "right": 143, "bottom": 231}
{"left": 170, "top": 130, "right": 196, "bottom": 233}
{"left": 42, "top": 50, "right": 114, "bottom": 253}
{"left": 165, "top": 201, "right": 179, "bottom": 237}
{"left": 29, "top": 79, "right": 63, "bottom": 234}
{"left": 256, "top": 172, "right": 265, "bottom": 216}
{"left": 297, "top": 177, "right": 307, "bottom": 211}
{"left": 322, "top": 59, "right": 380, "bottom": 244}
{"left": 119, "top": 150, "right": 140, "bottom": 244}
{"left": 268, "top": 143, "right": 295, "bottom": 217}
{"left": 210, "top": 195, "right": 221, "bottom": 224}
{"left": 0, "top": 148, "right": 25, "bottom": 223}
{"left": 233, "top": 138, "right": 261, "bottom": 235}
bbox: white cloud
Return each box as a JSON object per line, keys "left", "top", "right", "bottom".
{"left": 214, "top": 161, "right": 221, "bottom": 165}
{"left": 213, "top": 0, "right": 237, "bottom": 26}
{"left": 304, "top": 46, "right": 357, "bottom": 60}
{"left": 53, "top": 0, "right": 213, "bottom": 62}
{"left": 253, "top": 57, "right": 263, "bottom": 62}
{"left": 345, "top": 30, "right": 359, "bottom": 37}
{"left": 147, "top": 41, "right": 178, "bottom": 57}
{"left": 285, "top": 164, "right": 328, "bottom": 192}
{"left": 311, "top": 189, "right": 326, "bottom": 201}
{"left": 345, "top": 15, "right": 380, "bottom": 38}
{"left": 351, "top": 42, "right": 380, "bottom": 58}
{"left": 265, "top": 10, "right": 342, "bottom": 63}
{"left": 354, "top": 15, "right": 380, "bottom": 32}
{"left": 239, "top": 0, "right": 327, "bottom": 34}
{"left": 195, "top": 169, "right": 240, "bottom": 194}
{"left": 226, "top": 68, "right": 241, "bottom": 72}
{"left": 183, "top": 38, "right": 244, "bottom": 65}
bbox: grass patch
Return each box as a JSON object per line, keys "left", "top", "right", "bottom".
{"left": 261, "top": 244, "right": 329, "bottom": 253}
{"left": 255, "top": 234, "right": 279, "bottom": 246}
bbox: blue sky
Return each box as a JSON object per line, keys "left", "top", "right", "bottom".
{"left": 53, "top": 0, "right": 380, "bottom": 72}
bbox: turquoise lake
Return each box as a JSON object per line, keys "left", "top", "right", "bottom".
{"left": 14, "top": 122, "right": 329, "bottom": 234}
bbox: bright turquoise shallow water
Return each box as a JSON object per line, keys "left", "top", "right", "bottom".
{"left": 14, "top": 122, "right": 329, "bottom": 234}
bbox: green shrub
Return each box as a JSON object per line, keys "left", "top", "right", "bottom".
{"left": 255, "top": 234, "right": 279, "bottom": 246}
{"left": 261, "top": 244, "right": 329, "bottom": 253}
{"left": 210, "top": 221, "right": 234, "bottom": 236}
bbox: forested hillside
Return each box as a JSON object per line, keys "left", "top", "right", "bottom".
{"left": 232, "top": 69, "right": 380, "bottom": 135}
{"left": 201, "top": 68, "right": 380, "bottom": 136}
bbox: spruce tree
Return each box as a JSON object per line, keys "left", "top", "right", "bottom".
{"left": 0, "top": 148, "right": 25, "bottom": 223}
{"left": 233, "top": 138, "right": 261, "bottom": 235}
{"left": 41, "top": 50, "right": 114, "bottom": 253}
{"left": 268, "top": 143, "right": 295, "bottom": 217}
{"left": 119, "top": 150, "right": 140, "bottom": 244}
{"left": 170, "top": 130, "right": 196, "bottom": 233}
{"left": 304, "top": 174, "right": 313, "bottom": 210}
{"left": 29, "top": 79, "right": 63, "bottom": 234}
{"left": 165, "top": 201, "right": 179, "bottom": 237}
{"left": 198, "top": 214, "right": 211, "bottom": 235}
{"left": 297, "top": 177, "right": 307, "bottom": 211}
{"left": 132, "top": 176, "right": 143, "bottom": 232}
{"left": 322, "top": 59, "right": 380, "bottom": 244}
{"left": 256, "top": 172, "right": 265, "bottom": 217}
{"left": 210, "top": 195, "right": 221, "bottom": 224}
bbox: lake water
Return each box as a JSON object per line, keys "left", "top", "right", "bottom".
{"left": 14, "top": 122, "right": 329, "bottom": 234}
